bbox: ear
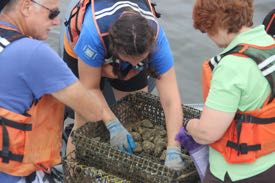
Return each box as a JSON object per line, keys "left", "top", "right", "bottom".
{"left": 20, "top": 0, "right": 32, "bottom": 17}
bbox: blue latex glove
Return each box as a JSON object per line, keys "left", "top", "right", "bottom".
{"left": 164, "top": 146, "right": 185, "bottom": 170}
{"left": 106, "top": 118, "right": 136, "bottom": 154}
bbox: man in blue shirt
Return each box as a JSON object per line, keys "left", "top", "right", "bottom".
{"left": 0, "top": 0, "right": 102, "bottom": 182}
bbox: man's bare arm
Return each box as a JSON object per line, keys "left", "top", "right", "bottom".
{"left": 52, "top": 80, "right": 102, "bottom": 124}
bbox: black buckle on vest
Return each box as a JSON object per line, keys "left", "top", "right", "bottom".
{"left": 0, "top": 150, "right": 24, "bottom": 163}
{"left": 0, "top": 117, "right": 32, "bottom": 163}
{"left": 244, "top": 115, "right": 253, "bottom": 122}
{"left": 238, "top": 143, "right": 249, "bottom": 154}
{"left": 236, "top": 114, "right": 253, "bottom": 123}
{"left": 1, "top": 148, "right": 9, "bottom": 162}
{"left": 227, "top": 141, "right": 261, "bottom": 155}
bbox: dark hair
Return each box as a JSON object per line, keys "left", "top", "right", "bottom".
{"left": 193, "top": 0, "right": 254, "bottom": 35}
{"left": 108, "top": 11, "right": 155, "bottom": 57}
{"left": 109, "top": 11, "right": 160, "bottom": 79}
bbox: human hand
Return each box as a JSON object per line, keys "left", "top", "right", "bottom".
{"left": 106, "top": 118, "right": 136, "bottom": 154}
{"left": 176, "top": 127, "right": 209, "bottom": 181}
{"left": 164, "top": 146, "right": 185, "bottom": 170}
{"left": 102, "top": 64, "right": 117, "bottom": 79}
{"left": 123, "top": 69, "right": 140, "bottom": 80}
{"left": 176, "top": 127, "right": 201, "bottom": 152}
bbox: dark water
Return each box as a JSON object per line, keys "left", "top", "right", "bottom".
{"left": 48, "top": 0, "right": 275, "bottom": 103}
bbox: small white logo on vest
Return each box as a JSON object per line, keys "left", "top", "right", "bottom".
{"left": 83, "top": 45, "right": 97, "bottom": 59}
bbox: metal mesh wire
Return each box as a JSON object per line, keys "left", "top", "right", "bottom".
{"left": 63, "top": 151, "right": 130, "bottom": 183}
{"left": 65, "top": 92, "right": 201, "bottom": 183}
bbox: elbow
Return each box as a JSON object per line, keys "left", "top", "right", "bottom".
{"left": 193, "top": 129, "right": 222, "bottom": 145}
{"left": 202, "top": 131, "right": 222, "bottom": 144}
{"left": 193, "top": 136, "right": 214, "bottom": 145}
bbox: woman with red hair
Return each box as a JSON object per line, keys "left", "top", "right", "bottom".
{"left": 179, "top": 0, "right": 275, "bottom": 182}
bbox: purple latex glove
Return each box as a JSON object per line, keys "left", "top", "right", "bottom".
{"left": 176, "top": 127, "right": 201, "bottom": 152}
{"left": 176, "top": 127, "right": 209, "bottom": 181}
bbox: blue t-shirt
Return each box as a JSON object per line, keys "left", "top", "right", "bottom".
{"left": 0, "top": 23, "right": 77, "bottom": 181}
{"left": 66, "top": 5, "right": 174, "bottom": 76}
{"left": 0, "top": 27, "right": 77, "bottom": 114}
{"left": 0, "top": 172, "right": 20, "bottom": 182}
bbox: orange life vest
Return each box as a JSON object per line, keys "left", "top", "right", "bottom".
{"left": 64, "top": 0, "right": 160, "bottom": 52}
{"left": 64, "top": 0, "right": 161, "bottom": 79}
{"left": 0, "top": 27, "right": 65, "bottom": 176}
{"left": 202, "top": 43, "right": 275, "bottom": 164}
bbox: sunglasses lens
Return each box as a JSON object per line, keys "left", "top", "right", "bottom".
{"left": 133, "top": 61, "right": 146, "bottom": 71}
{"left": 49, "top": 9, "right": 60, "bottom": 20}
{"left": 133, "top": 65, "right": 144, "bottom": 71}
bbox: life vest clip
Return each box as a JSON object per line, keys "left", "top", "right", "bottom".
{"left": 238, "top": 143, "right": 249, "bottom": 154}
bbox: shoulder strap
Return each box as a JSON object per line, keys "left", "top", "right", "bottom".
{"left": 65, "top": 0, "right": 91, "bottom": 46}
{"left": 241, "top": 44, "right": 275, "bottom": 100}
{"left": 0, "top": 27, "right": 25, "bottom": 53}
{"left": 150, "top": 1, "right": 161, "bottom": 18}
{"left": 93, "top": 0, "right": 159, "bottom": 55}
{"left": 209, "top": 44, "right": 275, "bottom": 99}
{"left": 263, "top": 9, "right": 275, "bottom": 37}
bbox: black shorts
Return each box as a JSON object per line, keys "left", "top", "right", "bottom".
{"left": 63, "top": 49, "right": 148, "bottom": 92}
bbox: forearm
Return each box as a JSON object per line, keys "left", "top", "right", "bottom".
{"left": 92, "top": 88, "right": 117, "bottom": 124}
{"left": 72, "top": 89, "right": 102, "bottom": 122}
{"left": 158, "top": 82, "right": 182, "bottom": 147}
{"left": 187, "top": 119, "right": 217, "bottom": 144}
{"left": 186, "top": 106, "right": 235, "bottom": 144}
{"left": 156, "top": 67, "right": 183, "bottom": 147}
{"left": 52, "top": 81, "right": 102, "bottom": 122}
{"left": 77, "top": 59, "right": 118, "bottom": 124}
{"left": 163, "top": 100, "right": 183, "bottom": 147}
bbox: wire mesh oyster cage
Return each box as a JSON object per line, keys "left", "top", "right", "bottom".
{"left": 63, "top": 151, "right": 130, "bottom": 183}
{"left": 69, "top": 92, "right": 201, "bottom": 183}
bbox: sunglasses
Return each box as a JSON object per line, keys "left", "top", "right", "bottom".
{"left": 30, "top": 0, "right": 60, "bottom": 20}
{"left": 132, "top": 61, "right": 147, "bottom": 71}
